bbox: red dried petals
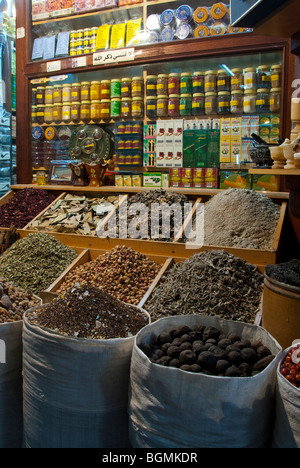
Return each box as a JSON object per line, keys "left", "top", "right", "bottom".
{"left": 280, "top": 344, "right": 300, "bottom": 389}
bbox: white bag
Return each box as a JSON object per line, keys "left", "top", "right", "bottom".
{"left": 272, "top": 344, "right": 300, "bottom": 448}
{"left": 23, "top": 306, "right": 149, "bottom": 448}
{"left": 0, "top": 321, "right": 23, "bottom": 448}
{"left": 129, "top": 314, "right": 282, "bottom": 448}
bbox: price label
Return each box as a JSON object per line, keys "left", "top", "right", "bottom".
{"left": 93, "top": 48, "right": 135, "bottom": 66}
{"left": 47, "top": 60, "right": 61, "bottom": 73}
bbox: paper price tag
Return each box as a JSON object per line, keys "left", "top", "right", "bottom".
{"left": 47, "top": 60, "right": 61, "bottom": 73}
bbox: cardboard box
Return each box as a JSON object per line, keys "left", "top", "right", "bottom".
{"left": 143, "top": 173, "right": 162, "bottom": 187}
{"left": 204, "top": 168, "right": 218, "bottom": 188}
{"left": 230, "top": 117, "right": 242, "bottom": 140}
{"left": 250, "top": 115, "right": 260, "bottom": 136}
{"left": 132, "top": 174, "right": 142, "bottom": 187}
{"left": 194, "top": 129, "right": 208, "bottom": 167}
{"left": 180, "top": 168, "right": 193, "bottom": 187}
{"left": 241, "top": 138, "right": 252, "bottom": 163}
{"left": 162, "top": 173, "right": 169, "bottom": 188}
{"left": 220, "top": 118, "right": 231, "bottom": 139}
{"left": 123, "top": 175, "right": 132, "bottom": 187}
{"left": 231, "top": 138, "right": 242, "bottom": 164}
{"left": 220, "top": 139, "right": 231, "bottom": 163}
{"left": 169, "top": 168, "right": 183, "bottom": 187}
{"left": 241, "top": 116, "right": 251, "bottom": 138}
{"left": 192, "top": 167, "right": 205, "bottom": 188}
{"left": 115, "top": 174, "right": 123, "bottom": 187}
{"left": 219, "top": 170, "right": 252, "bottom": 190}
{"left": 207, "top": 129, "right": 220, "bottom": 168}
{"left": 252, "top": 174, "right": 279, "bottom": 192}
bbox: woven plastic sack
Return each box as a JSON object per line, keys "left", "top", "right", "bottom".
{"left": 0, "top": 321, "right": 23, "bottom": 448}
{"left": 272, "top": 343, "right": 300, "bottom": 448}
{"left": 129, "top": 314, "right": 282, "bottom": 448}
{"left": 23, "top": 305, "right": 149, "bottom": 448}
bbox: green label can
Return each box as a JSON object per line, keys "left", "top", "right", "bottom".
{"left": 110, "top": 79, "right": 121, "bottom": 98}
{"left": 110, "top": 98, "right": 121, "bottom": 118}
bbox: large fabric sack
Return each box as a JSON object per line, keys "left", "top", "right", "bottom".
{"left": 272, "top": 344, "right": 300, "bottom": 448}
{"left": 129, "top": 314, "right": 282, "bottom": 448}
{"left": 0, "top": 321, "right": 23, "bottom": 448}
{"left": 23, "top": 306, "right": 149, "bottom": 448}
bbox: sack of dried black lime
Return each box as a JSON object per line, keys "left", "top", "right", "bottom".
{"left": 23, "top": 284, "right": 149, "bottom": 448}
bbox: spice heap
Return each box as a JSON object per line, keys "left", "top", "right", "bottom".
{"left": 56, "top": 245, "right": 161, "bottom": 306}
{"left": 0, "top": 188, "right": 56, "bottom": 229}
{"left": 113, "top": 189, "right": 189, "bottom": 241}
{"left": 190, "top": 189, "right": 280, "bottom": 249}
{"left": 0, "top": 226, "right": 19, "bottom": 254}
{"left": 27, "top": 283, "right": 149, "bottom": 339}
{"left": 28, "top": 193, "right": 119, "bottom": 236}
{"left": 265, "top": 259, "right": 300, "bottom": 288}
{"left": 139, "top": 323, "right": 275, "bottom": 377}
{"left": 0, "top": 278, "right": 41, "bottom": 323}
{"left": 280, "top": 344, "right": 300, "bottom": 388}
{"left": 0, "top": 233, "right": 78, "bottom": 295}
{"left": 145, "top": 250, "right": 264, "bottom": 323}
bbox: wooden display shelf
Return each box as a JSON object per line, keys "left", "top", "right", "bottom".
{"left": 249, "top": 168, "right": 300, "bottom": 175}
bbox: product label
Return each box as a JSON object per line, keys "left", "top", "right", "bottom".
{"left": 205, "top": 102, "right": 211, "bottom": 108}
{"left": 219, "top": 101, "right": 229, "bottom": 107}
{"left": 217, "top": 80, "right": 225, "bottom": 86}
{"left": 205, "top": 82, "right": 214, "bottom": 88}
{"left": 256, "top": 99, "right": 265, "bottom": 105}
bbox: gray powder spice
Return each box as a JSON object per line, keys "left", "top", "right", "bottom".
{"left": 0, "top": 233, "right": 78, "bottom": 295}
{"left": 191, "top": 189, "right": 281, "bottom": 249}
{"left": 145, "top": 250, "right": 264, "bottom": 324}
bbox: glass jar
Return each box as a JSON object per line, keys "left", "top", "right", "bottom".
{"left": 271, "top": 65, "right": 282, "bottom": 88}
{"left": 146, "top": 96, "right": 157, "bottom": 120}
{"left": 121, "top": 97, "right": 132, "bottom": 118}
{"left": 180, "top": 73, "right": 192, "bottom": 94}
{"left": 231, "top": 68, "right": 243, "bottom": 91}
{"left": 132, "top": 97, "right": 144, "bottom": 119}
{"left": 205, "top": 92, "right": 217, "bottom": 115}
{"left": 32, "top": 88, "right": 38, "bottom": 105}
{"left": 157, "top": 95, "right": 168, "bottom": 117}
{"left": 270, "top": 87, "right": 281, "bottom": 113}
{"left": 132, "top": 77, "right": 144, "bottom": 98}
{"left": 257, "top": 65, "right": 271, "bottom": 89}
{"left": 62, "top": 102, "right": 71, "bottom": 122}
{"left": 90, "top": 81, "right": 101, "bottom": 100}
{"left": 77, "top": 29, "right": 84, "bottom": 39}
{"left": 180, "top": 93, "right": 192, "bottom": 116}
{"left": 157, "top": 74, "right": 168, "bottom": 95}
{"left": 204, "top": 70, "right": 217, "bottom": 93}
{"left": 101, "top": 80, "right": 111, "bottom": 99}
{"left": 81, "top": 82, "right": 90, "bottom": 100}
{"left": 192, "top": 93, "right": 204, "bottom": 116}
{"left": 90, "top": 100, "right": 101, "bottom": 122}
{"left": 110, "top": 98, "right": 121, "bottom": 118}
{"left": 53, "top": 85, "right": 62, "bottom": 103}
{"left": 192, "top": 71, "right": 204, "bottom": 94}
{"left": 100, "top": 99, "right": 111, "bottom": 121}
{"left": 111, "top": 79, "right": 121, "bottom": 98}
{"left": 121, "top": 78, "right": 132, "bottom": 98}
{"left": 243, "top": 90, "right": 256, "bottom": 114}
{"left": 44, "top": 104, "right": 53, "bottom": 123}
{"left": 244, "top": 67, "right": 256, "bottom": 90}
{"left": 256, "top": 88, "right": 270, "bottom": 113}
{"left": 146, "top": 75, "right": 157, "bottom": 96}
{"left": 45, "top": 86, "right": 54, "bottom": 105}
{"left": 36, "top": 87, "right": 45, "bottom": 105}
{"left": 71, "top": 83, "right": 81, "bottom": 102}
{"left": 71, "top": 101, "right": 81, "bottom": 123}
{"left": 80, "top": 100, "right": 91, "bottom": 122}
{"left": 36, "top": 104, "right": 45, "bottom": 124}
{"left": 230, "top": 90, "right": 243, "bottom": 114}
{"left": 218, "top": 91, "right": 230, "bottom": 114}
{"left": 53, "top": 103, "right": 63, "bottom": 123}
{"left": 31, "top": 105, "right": 37, "bottom": 123}
{"left": 217, "top": 70, "right": 230, "bottom": 92}
{"left": 168, "top": 94, "right": 180, "bottom": 117}
{"left": 168, "top": 73, "right": 180, "bottom": 95}
{"left": 61, "top": 84, "right": 71, "bottom": 103}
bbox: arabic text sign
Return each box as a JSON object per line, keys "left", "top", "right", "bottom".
{"left": 93, "top": 48, "right": 135, "bottom": 66}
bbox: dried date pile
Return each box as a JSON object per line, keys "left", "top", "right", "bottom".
{"left": 0, "top": 277, "right": 41, "bottom": 323}
{"left": 145, "top": 250, "right": 264, "bottom": 323}
{"left": 139, "top": 323, "right": 275, "bottom": 377}
{"left": 27, "top": 283, "right": 149, "bottom": 339}
{"left": 0, "top": 233, "right": 78, "bottom": 295}
{"left": 56, "top": 245, "right": 160, "bottom": 306}
{"left": 0, "top": 188, "right": 55, "bottom": 229}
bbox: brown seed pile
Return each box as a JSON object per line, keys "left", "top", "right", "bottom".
{"left": 145, "top": 250, "right": 264, "bottom": 324}
{"left": 0, "top": 278, "right": 41, "bottom": 323}
{"left": 56, "top": 245, "right": 161, "bottom": 305}
{"left": 139, "top": 323, "right": 275, "bottom": 377}
{"left": 27, "top": 283, "right": 149, "bottom": 339}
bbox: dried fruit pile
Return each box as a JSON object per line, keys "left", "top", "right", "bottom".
{"left": 145, "top": 250, "right": 264, "bottom": 324}
{"left": 0, "top": 233, "right": 78, "bottom": 295}
{"left": 0, "top": 188, "right": 55, "bottom": 229}
{"left": 139, "top": 323, "right": 275, "bottom": 377}
{"left": 266, "top": 259, "right": 300, "bottom": 288}
{"left": 280, "top": 344, "right": 300, "bottom": 388}
{"left": 56, "top": 245, "right": 160, "bottom": 306}
{"left": 29, "top": 193, "right": 119, "bottom": 236}
{"left": 27, "top": 283, "right": 149, "bottom": 339}
{"left": 0, "top": 278, "right": 41, "bottom": 323}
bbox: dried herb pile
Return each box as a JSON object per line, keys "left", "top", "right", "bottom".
{"left": 139, "top": 323, "right": 275, "bottom": 377}
{"left": 145, "top": 250, "right": 264, "bottom": 324}
{"left": 0, "top": 188, "right": 55, "bottom": 229}
{"left": 56, "top": 245, "right": 161, "bottom": 306}
{"left": 29, "top": 193, "right": 119, "bottom": 236}
{"left": 27, "top": 283, "right": 149, "bottom": 339}
{"left": 0, "top": 278, "right": 41, "bottom": 323}
{"left": 0, "top": 233, "right": 78, "bottom": 295}
{"left": 190, "top": 188, "right": 280, "bottom": 249}
{"left": 266, "top": 259, "right": 300, "bottom": 288}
